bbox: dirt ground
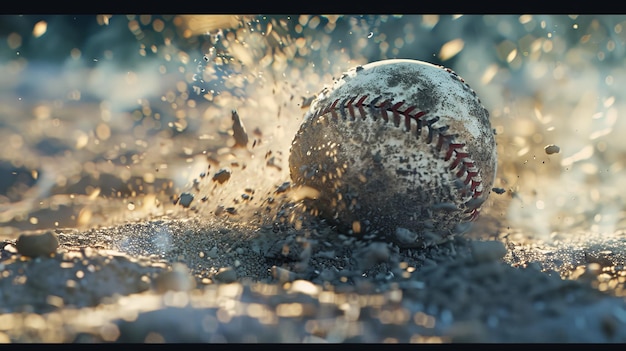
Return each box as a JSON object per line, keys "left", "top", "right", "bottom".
{"left": 4, "top": 202, "right": 626, "bottom": 343}
{"left": 3, "top": 15, "right": 626, "bottom": 343}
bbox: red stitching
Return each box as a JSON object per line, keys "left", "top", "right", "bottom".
{"left": 403, "top": 105, "right": 416, "bottom": 130}
{"left": 316, "top": 95, "right": 484, "bottom": 220}
{"left": 449, "top": 151, "right": 468, "bottom": 170}
{"left": 377, "top": 99, "right": 391, "bottom": 122}
{"left": 445, "top": 143, "right": 464, "bottom": 161}
{"left": 356, "top": 95, "right": 368, "bottom": 119}
{"left": 470, "top": 179, "right": 480, "bottom": 191}
{"left": 391, "top": 101, "right": 404, "bottom": 127}
{"left": 346, "top": 96, "right": 357, "bottom": 119}
{"left": 329, "top": 99, "right": 339, "bottom": 119}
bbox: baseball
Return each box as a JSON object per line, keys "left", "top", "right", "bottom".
{"left": 288, "top": 59, "right": 497, "bottom": 248}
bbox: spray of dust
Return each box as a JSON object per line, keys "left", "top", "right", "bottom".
{"left": 162, "top": 15, "right": 372, "bottom": 229}
{"left": 452, "top": 15, "right": 626, "bottom": 242}
{"left": 3, "top": 15, "right": 626, "bottom": 247}
{"left": 181, "top": 15, "right": 626, "bottom": 241}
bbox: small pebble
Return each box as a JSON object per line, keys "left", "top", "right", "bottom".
{"left": 212, "top": 168, "right": 231, "bottom": 184}
{"left": 178, "top": 192, "right": 194, "bottom": 208}
{"left": 275, "top": 182, "right": 290, "bottom": 193}
{"left": 492, "top": 187, "right": 506, "bottom": 195}
{"left": 395, "top": 227, "right": 418, "bottom": 245}
{"left": 231, "top": 110, "right": 249, "bottom": 148}
{"left": 206, "top": 246, "right": 219, "bottom": 258}
{"left": 15, "top": 231, "right": 59, "bottom": 257}
{"left": 214, "top": 266, "right": 237, "bottom": 283}
{"left": 300, "top": 95, "right": 315, "bottom": 108}
{"left": 544, "top": 144, "right": 560, "bottom": 155}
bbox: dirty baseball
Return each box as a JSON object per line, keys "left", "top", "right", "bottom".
{"left": 289, "top": 59, "right": 498, "bottom": 248}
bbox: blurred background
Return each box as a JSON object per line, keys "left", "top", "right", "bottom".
{"left": 1, "top": 14, "right": 625, "bottom": 243}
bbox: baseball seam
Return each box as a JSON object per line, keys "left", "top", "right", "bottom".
{"left": 312, "top": 95, "right": 484, "bottom": 221}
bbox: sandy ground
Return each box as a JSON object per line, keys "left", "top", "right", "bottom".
{"left": 3, "top": 14, "right": 626, "bottom": 343}
{"left": 4, "top": 207, "right": 626, "bottom": 343}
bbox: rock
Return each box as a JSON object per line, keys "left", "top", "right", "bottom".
{"left": 213, "top": 267, "right": 237, "bottom": 283}
{"left": 231, "top": 110, "right": 249, "bottom": 148}
{"left": 212, "top": 168, "right": 231, "bottom": 184}
{"left": 15, "top": 231, "right": 59, "bottom": 257}
{"left": 492, "top": 187, "right": 506, "bottom": 195}
{"left": 544, "top": 144, "right": 560, "bottom": 155}
{"left": 178, "top": 192, "right": 194, "bottom": 208}
{"left": 394, "top": 227, "right": 418, "bottom": 246}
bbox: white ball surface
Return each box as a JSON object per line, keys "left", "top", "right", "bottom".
{"left": 289, "top": 59, "right": 497, "bottom": 248}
